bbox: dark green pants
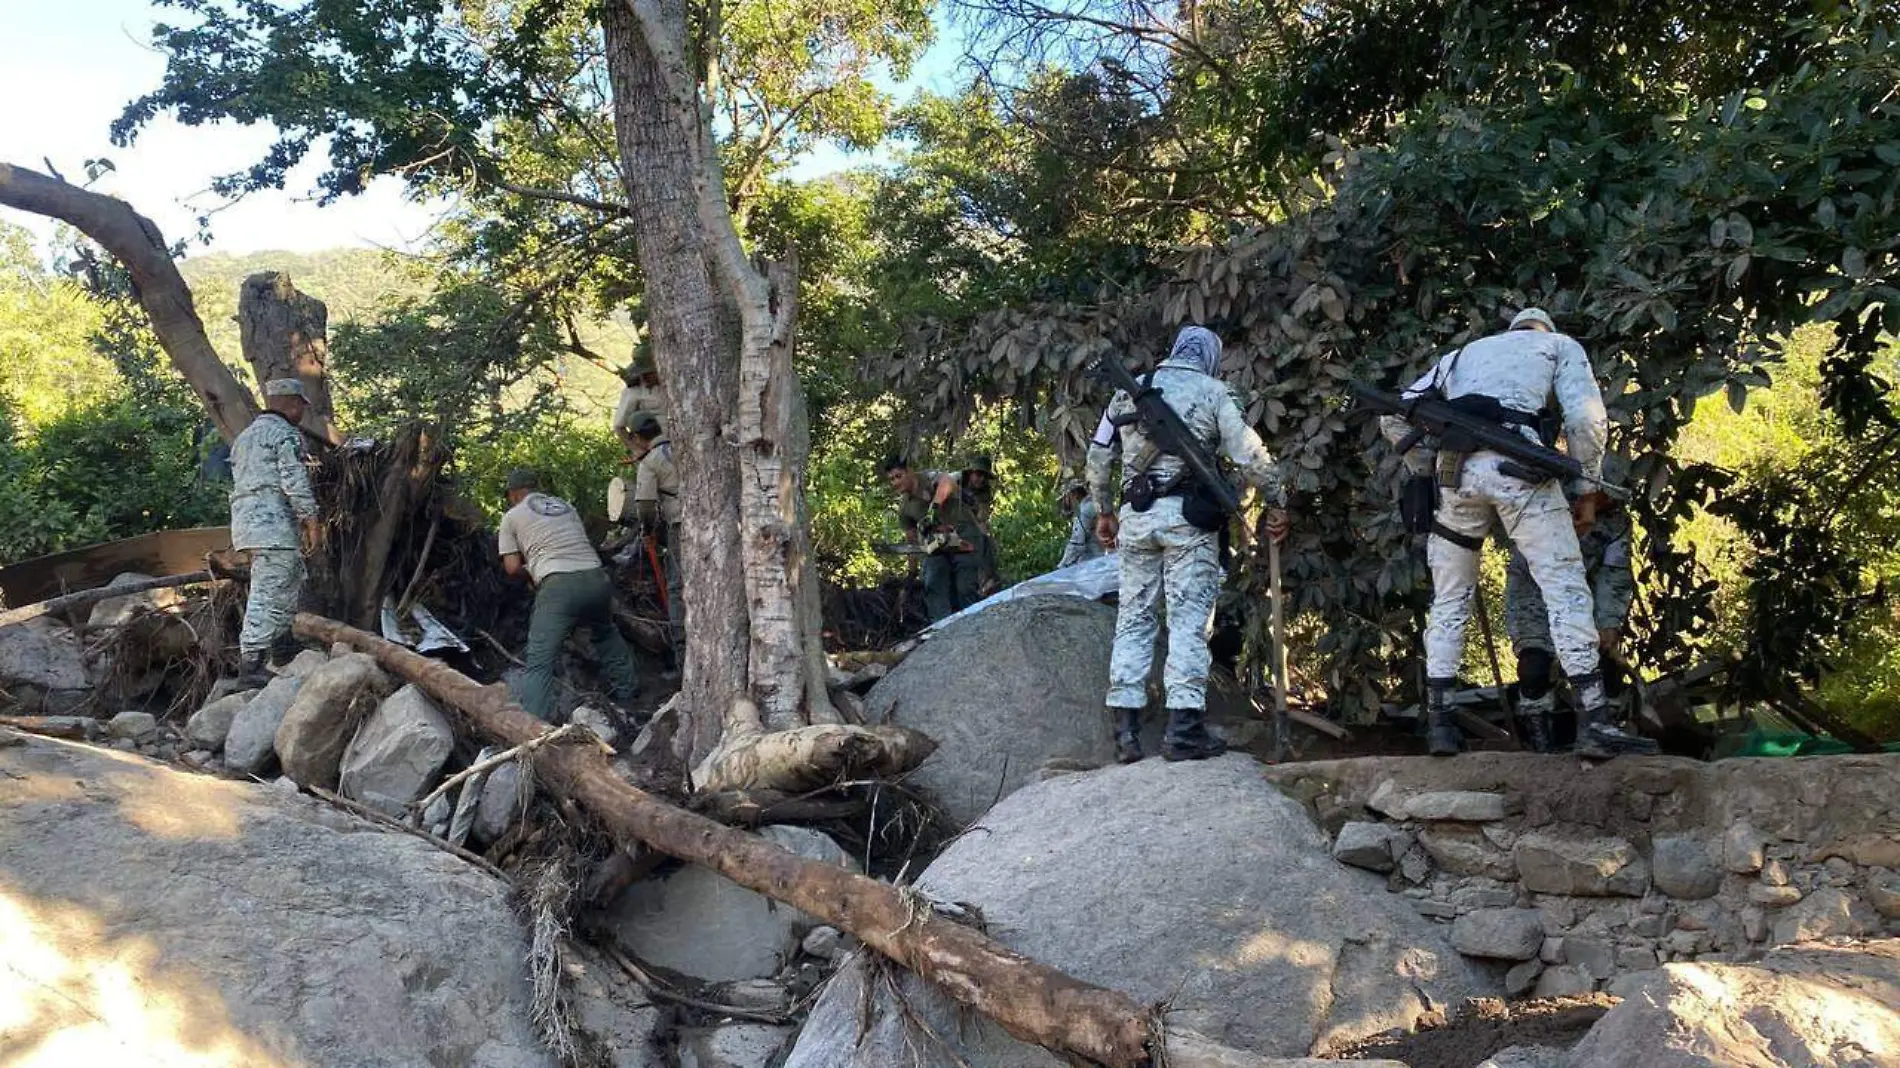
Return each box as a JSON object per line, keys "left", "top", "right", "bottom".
{"left": 523, "top": 567, "right": 640, "bottom": 720}
{"left": 921, "top": 551, "right": 982, "bottom": 621}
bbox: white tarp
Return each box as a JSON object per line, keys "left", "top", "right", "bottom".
{"left": 919, "top": 553, "right": 1120, "bottom": 638}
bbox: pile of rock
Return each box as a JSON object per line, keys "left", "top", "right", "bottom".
{"left": 1266, "top": 752, "right": 1900, "bottom": 998}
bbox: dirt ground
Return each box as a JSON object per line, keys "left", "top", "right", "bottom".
{"left": 1326, "top": 995, "right": 1616, "bottom": 1068}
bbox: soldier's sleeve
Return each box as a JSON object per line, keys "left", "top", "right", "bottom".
{"left": 1551, "top": 337, "right": 1608, "bottom": 484}
{"left": 1383, "top": 362, "right": 1444, "bottom": 471}
{"left": 1084, "top": 398, "right": 1124, "bottom": 513}
{"left": 497, "top": 511, "right": 521, "bottom": 557}
{"left": 275, "top": 429, "right": 319, "bottom": 521}
{"left": 1214, "top": 391, "right": 1285, "bottom": 506}
{"left": 633, "top": 456, "right": 657, "bottom": 504}
{"left": 1593, "top": 525, "right": 1637, "bottom": 630}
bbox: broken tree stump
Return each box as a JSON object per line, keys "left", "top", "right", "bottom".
{"left": 295, "top": 611, "right": 1286, "bottom": 1068}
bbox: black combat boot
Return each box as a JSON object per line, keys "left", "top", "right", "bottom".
{"left": 1426, "top": 678, "right": 1462, "bottom": 757}
{"left": 268, "top": 632, "right": 302, "bottom": 670}
{"left": 1573, "top": 673, "right": 1659, "bottom": 759}
{"left": 1516, "top": 691, "right": 1556, "bottom": 754}
{"left": 1111, "top": 706, "right": 1144, "bottom": 764}
{"left": 233, "top": 651, "right": 273, "bottom": 688}
{"left": 1162, "top": 706, "right": 1227, "bottom": 762}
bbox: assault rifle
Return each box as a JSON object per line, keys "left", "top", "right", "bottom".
{"left": 1093, "top": 356, "right": 1239, "bottom": 511}
{"left": 1348, "top": 382, "right": 1629, "bottom": 500}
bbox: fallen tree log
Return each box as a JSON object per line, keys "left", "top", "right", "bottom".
{"left": 295, "top": 611, "right": 1294, "bottom": 1068}
{"left": 0, "top": 715, "right": 94, "bottom": 740}
{"left": 0, "top": 571, "right": 217, "bottom": 630}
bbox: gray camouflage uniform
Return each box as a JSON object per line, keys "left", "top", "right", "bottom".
{"left": 1058, "top": 496, "right": 1103, "bottom": 569}
{"left": 1380, "top": 325, "right": 1608, "bottom": 688}
{"left": 1086, "top": 326, "right": 1284, "bottom": 725}
{"left": 229, "top": 412, "right": 318, "bottom": 657}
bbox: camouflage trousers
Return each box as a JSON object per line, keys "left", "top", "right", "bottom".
{"left": 1106, "top": 497, "right": 1222, "bottom": 710}
{"left": 239, "top": 548, "right": 306, "bottom": 657}
{"left": 1426, "top": 452, "right": 1599, "bottom": 681}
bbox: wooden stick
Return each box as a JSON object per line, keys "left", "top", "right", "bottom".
{"left": 410, "top": 723, "right": 602, "bottom": 822}
{"left": 1249, "top": 698, "right": 1351, "bottom": 742}
{"left": 0, "top": 571, "right": 218, "bottom": 630}
{"left": 604, "top": 946, "right": 793, "bottom": 1025}
{"left": 0, "top": 715, "right": 93, "bottom": 740}
{"left": 1471, "top": 574, "right": 1523, "bottom": 748}
{"left": 300, "top": 782, "right": 508, "bottom": 879}
{"left": 395, "top": 510, "right": 441, "bottom": 616}
{"left": 294, "top": 612, "right": 1173, "bottom": 1067}
{"left": 1268, "top": 539, "right": 1290, "bottom": 763}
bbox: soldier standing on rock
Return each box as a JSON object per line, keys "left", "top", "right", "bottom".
{"left": 229, "top": 379, "right": 321, "bottom": 685}
{"left": 1087, "top": 325, "right": 1288, "bottom": 764}
{"left": 1503, "top": 452, "right": 1637, "bottom": 752}
{"left": 1380, "top": 308, "right": 1656, "bottom": 761}
{"left": 498, "top": 469, "right": 641, "bottom": 721}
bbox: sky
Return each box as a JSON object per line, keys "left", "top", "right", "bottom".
{"left": 0, "top": 0, "right": 965, "bottom": 261}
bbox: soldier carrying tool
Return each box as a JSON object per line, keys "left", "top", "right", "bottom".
{"left": 1087, "top": 325, "right": 1289, "bottom": 764}
{"left": 879, "top": 456, "right": 985, "bottom": 621}
{"left": 1358, "top": 308, "right": 1657, "bottom": 760}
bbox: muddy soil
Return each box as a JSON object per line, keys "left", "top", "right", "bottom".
{"left": 1327, "top": 995, "right": 1615, "bottom": 1068}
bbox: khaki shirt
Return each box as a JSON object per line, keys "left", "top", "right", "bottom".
{"left": 612, "top": 385, "right": 664, "bottom": 437}
{"left": 498, "top": 493, "right": 601, "bottom": 583}
{"left": 634, "top": 438, "right": 682, "bottom": 526}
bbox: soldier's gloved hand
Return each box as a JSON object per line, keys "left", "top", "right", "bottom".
{"left": 1095, "top": 512, "right": 1120, "bottom": 550}
{"left": 1263, "top": 508, "right": 1291, "bottom": 544}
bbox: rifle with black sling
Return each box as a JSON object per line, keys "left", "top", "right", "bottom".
{"left": 1093, "top": 356, "right": 1240, "bottom": 513}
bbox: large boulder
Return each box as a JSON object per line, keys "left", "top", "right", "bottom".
{"left": 783, "top": 754, "right": 1482, "bottom": 1067}
{"left": 864, "top": 596, "right": 1119, "bottom": 825}
{"left": 1564, "top": 939, "right": 1900, "bottom": 1067}
{"left": 0, "top": 734, "right": 663, "bottom": 1067}
{"left": 0, "top": 618, "right": 91, "bottom": 707}
{"left": 187, "top": 689, "right": 258, "bottom": 751}
{"left": 224, "top": 674, "right": 303, "bottom": 776}
{"left": 339, "top": 683, "right": 456, "bottom": 816}
{"left": 275, "top": 653, "right": 394, "bottom": 789}
{"left": 605, "top": 825, "right": 856, "bottom": 984}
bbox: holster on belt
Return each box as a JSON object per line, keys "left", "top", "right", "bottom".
{"left": 1436, "top": 449, "right": 1469, "bottom": 491}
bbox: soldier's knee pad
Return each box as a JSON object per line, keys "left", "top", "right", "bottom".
{"left": 1517, "top": 647, "right": 1554, "bottom": 699}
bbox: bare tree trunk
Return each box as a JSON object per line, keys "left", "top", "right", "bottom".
{"left": 0, "top": 163, "right": 258, "bottom": 441}
{"left": 603, "top": 0, "right": 750, "bottom": 766}
{"left": 237, "top": 271, "right": 345, "bottom": 446}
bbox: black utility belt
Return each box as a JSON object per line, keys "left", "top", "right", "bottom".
{"left": 1121, "top": 473, "right": 1186, "bottom": 512}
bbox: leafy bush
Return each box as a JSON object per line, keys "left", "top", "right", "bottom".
{"left": 451, "top": 414, "right": 627, "bottom": 530}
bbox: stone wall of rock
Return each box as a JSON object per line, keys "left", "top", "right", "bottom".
{"left": 1263, "top": 753, "right": 1900, "bottom": 998}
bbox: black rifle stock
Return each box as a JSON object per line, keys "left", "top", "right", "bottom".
{"left": 1094, "top": 357, "right": 1240, "bottom": 512}
{"left": 1347, "top": 381, "right": 1628, "bottom": 500}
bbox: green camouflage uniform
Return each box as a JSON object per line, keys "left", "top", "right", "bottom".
{"left": 1505, "top": 508, "right": 1635, "bottom": 654}
{"left": 898, "top": 471, "right": 984, "bottom": 621}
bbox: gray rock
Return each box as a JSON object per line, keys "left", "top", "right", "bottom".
{"left": 1604, "top": 969, "right": 1661, "bottom": 999}
{"left": 1565, "top": 940, "right": 1900, "bottom": 1067}
{"left": 224, "top": 675, "right": 303, "bottom": 776}
{"left": 570, "top": 704, "right": 619, "bottom": 748}
{"left": 1722, "top": 819, "right": 1766, "bottom": 874}
{"left": 1420, "top": 824, "right": 1517, "bottom": 880}
{"left": 1333, "top": 821, "right": 1408, "bottom": 873}
{"left": 0, "top": 733, "right": 650, "bottom": 1066}
{"left": 187, "top": 690, "right": 257, "bottom": 751}
{"left": 607, "top": 825, "right": 857, "bottom": 983}
{"left": 1563, "top": 936, "right": 1616, "bottom": 981}
{"left": 0, "top": 618, "right": 90, "bottom": 691}
{"left": 107, "top": 710, "right": 158, "bottom": 741}
{"left": 1748, "top": 883, "right": 1803, "bottom": 907}
{"left": 1451, "top": 908, "right": 1544, "bottom": 960}
{"left": 1541, "top": 937, "right": 1563, "bottom": 964}
{"left": 1513, "top": 832, "right": 1648, "bottom": 896}
{"left": 861, "top": 597, "right": 1123, "bottom": 825}
{"left": 1761, "top": 857, "right": 1791, "bottom": 886}
{"left": 1650, "top": 835, "right": 1721, "bottom": 900}
{"left": 111, "top": 738, "right": 139, "bottom": 752}
{"left": 1532, "top": 964, "right": 1596, "bottom": 998}
{"left": 1479, "top": 1046, "right": 1567, "bottom": 1068}
{"left": 1869, "top": 875, "right": 1900, "bottom": 919}
{"left": 679, "top": 1024, "right": 794, "bottom": 1068}
{"left": 280, "top": 648, "right": 330, "bottom": 678}
{"left": 1769, "top": 887, "right": 1876, "bottom": 945}
{"left": 474, "top": 760, "right": 534, "bottom": 844}
{"left": 275, "top": 653, "right": 393, "bottom": 789}
{"left": 423, "top": 793, "right": 454, "bottom": 835}
{"left": 1402, "top": 790, "right": 1509, "bottom": 822}
{"left": 718, "top": 979, "right": 792, "bottom": 1011}
{"left": 86, "top": 571, "right": 186, "bottom": 628}
{"left": 801, "top": 925, "right": 844, "bottom": 960}
{"left": 1504, "top": 960, "right": 1544, "bottom": 997}
{"left": 338, "top": 684, "right": 455, "bottom": 817}
{"left": 782, "top": 755, "right": 1481, "bottom": 1067}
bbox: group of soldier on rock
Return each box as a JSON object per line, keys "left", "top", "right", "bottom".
{"left": 220, "top": 307, "right": 1653, "bottom": 763}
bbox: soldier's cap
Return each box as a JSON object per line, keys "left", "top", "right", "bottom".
{"left": 263, "top": 378, "right": 309, "bottom": 400}
{"left": 620, "top": 343, "right": 657, "bottom": 383}
{"left": 628, "top": 411, "right": 661, "bottom": 438}
{"left": 1510, "top": 307, "right": 1556, "bottom": 332}
{"left": 505, "top": 468, "right": 541, "bottom": 492}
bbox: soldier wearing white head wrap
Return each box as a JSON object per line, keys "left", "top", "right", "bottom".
{"left": 1086, "top": 325, "right": 1288, "bottom": 763}
{"left": 229, "top": 379, "right": 321, "bottom": 683}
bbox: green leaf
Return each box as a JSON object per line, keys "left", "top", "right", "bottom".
{"left": 1726, "top": 255, "right": 1751, "bottom": 288}
{"left": 1816, "top": 197, "right": 1836, "bottom": 228}
{"left": 1726, "top": 380, "right": 1747, "bottom": 414}
{"left": 1842, "top": 247, "right": 1868, "bottom": 278}
{"left": 1709, "top": 217, "right": 1728, "bottom": 247}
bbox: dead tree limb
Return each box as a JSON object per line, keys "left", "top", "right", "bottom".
{"left": 297, "top": 611, "right": 1195, "bottom": 1067}
{"left": 0, "top": 162, "right": 258, "bottom": 441}
{"left": 0, "top": 572, "right": 218, "bottom": 630}
{"left": 0, "top": 716, "right": 94, "bottom": 740}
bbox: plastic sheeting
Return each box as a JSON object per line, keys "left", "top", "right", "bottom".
{"left": 919, "top": 552, "right": 1121, "bottom": 638}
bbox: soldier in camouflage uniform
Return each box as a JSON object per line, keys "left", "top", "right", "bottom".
{"left": 229, "top": 379, "right": 321, "bottom": 685}
{"left": 961, "top": 455, "right": 1002, "bottom": 594}
{"left": 1087, "top": 325, "right": 1288, "bottom": 763}
{"left": 1504, "top": 454, "right": 1636, "bottom": 752}
{"left": 1056, "top": 480, "right": 1103, "bottom": 568}
{"left": 881, "top": 457, "right": 985, "bottom": 621}
{"left": 1382, "top": 309, "right": 1654, "bottom": 760}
